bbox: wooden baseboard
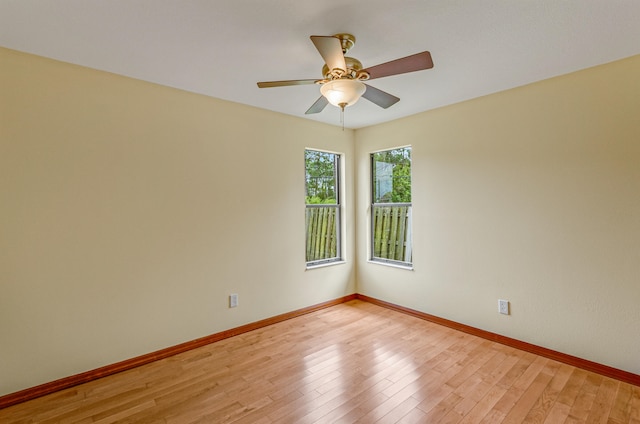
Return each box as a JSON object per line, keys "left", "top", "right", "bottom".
{"left": 356, "top": 293, "right": 640, "bottom": 387}
{"left": 2, "top": 292, "right": 637, "bottom": 409}
{"left": 0, "top": 294, "right": 357, "bottom": 410}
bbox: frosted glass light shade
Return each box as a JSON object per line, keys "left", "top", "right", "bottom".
{"left": 320, "top": 79, "right": 366, "bottom": 108}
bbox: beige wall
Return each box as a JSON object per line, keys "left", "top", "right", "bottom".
{"left": 0, "top": 48, "right": 356, "bottom": 395}
{"left": 355, "top": 55, "right": 640, "bottom": 375}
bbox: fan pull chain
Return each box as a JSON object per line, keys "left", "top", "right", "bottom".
{"left": 339, "top": 103, "right": 346, "bottom": 131}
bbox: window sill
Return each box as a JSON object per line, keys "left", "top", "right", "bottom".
{"left": 306, "top": 260, "right": 346, "bottom": 270}
{"left": 367, "top": 260, "right": 414, "bottom": 271}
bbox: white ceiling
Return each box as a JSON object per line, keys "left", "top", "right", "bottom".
{"left": 1, "top": 1, "right": 639, "bottom": 129}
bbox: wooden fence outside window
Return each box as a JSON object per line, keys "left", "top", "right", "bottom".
{"left": 372, "top": 205, "right": 412, "bottom": 263}
{"left": 305, "top": 206, "right": 338, "bottom": 262}
{"left": 305, "top": 205, "right": 412, "bottom": 264}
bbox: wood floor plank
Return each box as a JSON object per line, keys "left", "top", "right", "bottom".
{"left": 303, "top": 378, "right": 393, "bottom": 423}
{"left": 557, "top": 367, "right": 590, "bottom": 409}
{"left": 396, "top": 407, "right": 428, "bottom": 423}
{"left": 421, "top": 392, "right": 465, "bottom": 422}
{"left": 566, "top": 372, "right": 603, "bottom": 422}
{"left": 331, "top": 393, "right": 388, "bottom": 423}
{"left": 230, "top": 389, "right": 303, "bottom": 424}
{"left": 501, "top": 368, "right": 554, "bottom": 423}
{"left": 607, "top": 382, "right": 633, "bottom": 424}
{"left": 0, "top": 300, "right": 637, "bottom": 424}
{"left": 543, "top": 400, "right": 572, "bottom": 424}
{"left": 489, "top": 355, "right": 544, "bottom": 417}
{"left": 459, "top": 385, "right": 508, "bottom": 424}
{"left": 439, "top": 395, "right": 478, "bottom": 423}
{"left": 627, "top": 385, "right": 640, "bottom": 421}
{"left": 374, "top": 396, "right": 421, "bottom": 424}
{"left": 523, "top": 362, "right": 575, "bottom": 423}
{"left": 585, "top": 377, "right": 619, "bottom": 423}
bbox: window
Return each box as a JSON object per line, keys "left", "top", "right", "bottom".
{"left": 305, "top": 149, "right": 341, "bottom": 265}
{"left": 371, "top": 147, "right": 412, "bottom": 266}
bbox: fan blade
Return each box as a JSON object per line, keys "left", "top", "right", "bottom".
{"left": 305, "top": 96, "right": 329, "bottom": 114}
{"left": 257, "top": 79, "right": 318, "bottom": 88}
{"left": 364, "top": 51, "right": 433, "bottom": 80}
{"left": 310, "top": 36, "right": 346, "bottom": 71}
{"left": 362, "top": 84, "right": 400, "bottom": 109}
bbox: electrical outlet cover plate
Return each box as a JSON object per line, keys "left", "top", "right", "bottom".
{"left": 229, "top": 294, "right": 238, "bottom": 308}
{"left": 498, "top": 299, "right": 509, "bottom": 315}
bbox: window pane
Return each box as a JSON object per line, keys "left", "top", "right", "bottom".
{"left": 372, "top": 148, "right": 411, "bottom": 203}
{"left": 305, "top": 150, "right": 337, "bottom": 205}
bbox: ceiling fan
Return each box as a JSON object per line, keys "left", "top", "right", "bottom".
{"left": 257, "top": 34, "right": 434, "bottom": 115}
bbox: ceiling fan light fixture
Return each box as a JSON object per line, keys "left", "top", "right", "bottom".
{"left": 320, "top": 79, "right": 366, "bottom": 110}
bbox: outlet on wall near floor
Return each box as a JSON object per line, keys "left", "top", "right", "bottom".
{"left": 498, "top": 299, "right": 509, "bottom": 315}
{"left": 229, "top": 294, "right": 238, "bottom": 308}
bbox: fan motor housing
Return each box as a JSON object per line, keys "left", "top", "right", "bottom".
{"left": 322, "top": 57, "right": 368, "bottom": 80}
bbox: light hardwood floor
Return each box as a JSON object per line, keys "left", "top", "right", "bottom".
{"left": 1, "top": 300, "right": 639, "bottom": 423}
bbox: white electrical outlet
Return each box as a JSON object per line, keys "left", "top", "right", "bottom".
{"left": 498, "top": 299, "right": 509, "bottom": 315}
{"left": 229, "top": 294, "right": 238, "bottom": 308}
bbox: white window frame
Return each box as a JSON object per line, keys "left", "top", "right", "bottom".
{"left": 370, "top": 146, "right": 413, "bottom": 267}
{"left": 305, "top": 149, "right": 342, "bottom": 267}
